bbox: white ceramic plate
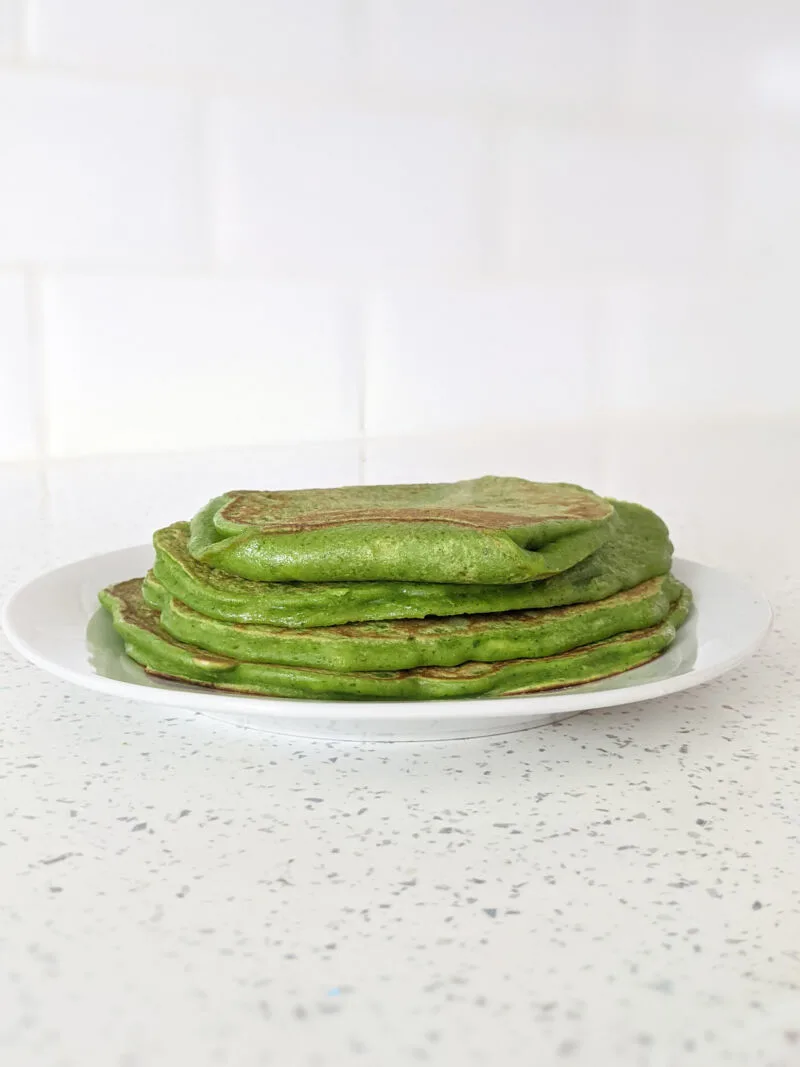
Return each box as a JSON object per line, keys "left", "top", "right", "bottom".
{"left": 3, "top": 546, "right": 771, "bottom": 741}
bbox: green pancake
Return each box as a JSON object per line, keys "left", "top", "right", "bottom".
{"left": 188, "top": 477, "right": 617, "bottom": 584}
{"left": 154, "top": 500, "right": 671, "bottom": 628}
{"left": 142, "top": 570, "right": 682, "bottom": 672}
{"left": 98, "top": 579, "right": 692, "bottom": 702}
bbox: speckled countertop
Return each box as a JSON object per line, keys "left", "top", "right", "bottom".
{"left": 2, "top": 422, "right": 798, "bottom": 1067}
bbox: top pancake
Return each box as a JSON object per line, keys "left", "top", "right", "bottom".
{"left": 188, "top": 476, "right": 616, "bottom": 584}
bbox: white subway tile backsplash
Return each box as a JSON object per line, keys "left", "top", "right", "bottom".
{"left": 364, "top": 286, "right": 596, "bottom": 437}
{"left": 728, "top": 131, "right": 800, "bottom": 270}
{"left": 601, "top": 280, "right": 800, "bottom": 415}
{"left": 367, "top": 0, "right": 629, "bottom": 109}
{"left": 599, "top": 418, "right": 800, "bottom": 575}
{"left": 33, "top": 0, "right": 349, "bottom": 85}
{"left": 213, "top": 102, "right": 484, "bottom": 278}
{"left": 0, "top": 0, "right": 23, "bottom": 57}
{"left": 364, "top": 426, "right": 611, "bottom": 491}
{"left": 0, "top": 0, "right": 797, "bottom": 455}
{"left": 503, "top": 127, "right": 718, "bottom": 277}
{"left": 0, "top": 273, "right": 36, "bottom": 460}
{"left": 631, "top": 0, "right": 800, "bottom": 120}
{"left": 0, "top": 72, "right": 203, "bottom": 266}
{"left": 42, "top": 276, "right": 359, "bottom": 456}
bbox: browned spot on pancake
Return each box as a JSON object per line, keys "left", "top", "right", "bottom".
{"left": 504, "top": 652, "right": 663, "bottom": 695}
{"left": 221, "top": 507, "right": 594, "bottom": 534}
{"left": 108, "top": 580, "right": 237, "bottom": 667}
{"left": 218, "top": 483, "right": 612, "bottom": 533}
{"left": 604, "top": 577, "right": 661, "bottom": 602}
{"left": 143, "top": 648, "right": 667, "bottom": 700}
{"left": 144, "top": 668, "right": 236, "bottom": 690}
{"left": 608, "top": 625, "right": 663, "bottom": 645}
{"left": 412, "top": 622, "right": 666, "bottom": 679}
{"left": 106, "top": 579, "right": 162, "bottom": 631}
{"left": 143, "top": 668, "right": 357, "bottom": 699}
{"left": 108, "top": 577, "right": 144, "bottom": 598}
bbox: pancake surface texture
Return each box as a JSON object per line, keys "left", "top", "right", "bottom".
{"left": 156, "top": 500, "right": 669, "bottom": 628}
{"left": 188, "top": 477, "right": 617, "bottom": 583}
{"left": 99, "top": 580, "right": 692, "bottom": 702}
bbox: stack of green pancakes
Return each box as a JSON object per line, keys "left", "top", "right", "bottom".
{"left": 99, "top": 477, "right": 692, "bottom": 701}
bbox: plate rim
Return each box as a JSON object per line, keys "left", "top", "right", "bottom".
{"left": 2, "top": 546, "right": 773, "bottom": 721}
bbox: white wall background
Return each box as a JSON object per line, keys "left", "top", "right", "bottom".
{"left": 1, "top": 0, "right": 800, "bottom": 462}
